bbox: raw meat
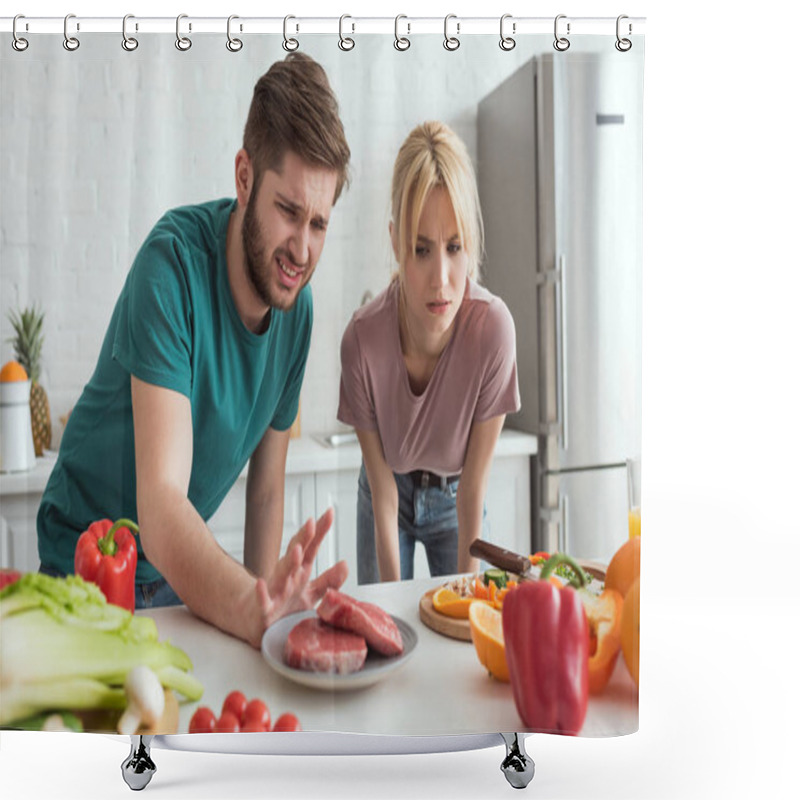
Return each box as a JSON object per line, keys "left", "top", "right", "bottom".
{"left": 317, "top": 589, "right": 404, "bottom": 657}
{"left": 284, "top": 618, "right": 367, "bottom": 674}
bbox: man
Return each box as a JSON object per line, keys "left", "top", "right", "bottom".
{"left": 37, "top": 53, "right": 350, "bottom": 648}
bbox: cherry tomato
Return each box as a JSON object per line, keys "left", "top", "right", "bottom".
{"left": 272, "top": 713, "right": 301, "bottom": 732}
{"left": 215, "top": 711, "right": 241, "bottom": 733}
{"left": 188, "top": 706, "right": 217, "bottom": 734}
{"left": 242, "top": 698, "right": 271, "bottom": 731}
{"left": 0, "top": 569, "right": 22, "bottom": 590}
{"left": 241, "top": 720, "right": 267, "bottom": 733}
{"left": 221, "top": 690, "right": 248, "bottom": 724}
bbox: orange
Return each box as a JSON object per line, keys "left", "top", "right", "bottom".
{"left": 0, "top": 360, "right": 28, "bottom": 382}
{"left": 605, "top": 536, "right": 641, "bottom": 599}
{"left": 431, "top": 587, "right": 473, "bottom": 619}
{"left": 620, "top": 576, "right": 640, "bottom": 687}
{"left": 468, "top": 600, "right": 509, "bottom": 682}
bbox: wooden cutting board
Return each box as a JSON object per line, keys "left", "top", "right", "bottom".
{"left": 418, "top": 558, "right": 608, "bottom": 642}
{"left": 418, "top": 590, "right": 473, "bottom": 642}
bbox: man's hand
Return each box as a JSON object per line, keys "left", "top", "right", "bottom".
{"left": 245, "top": 507, "right": 348, "bottom": 648}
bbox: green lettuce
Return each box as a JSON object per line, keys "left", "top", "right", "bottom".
{"left": 0, "top": 572, "right": 203, "bottom": 726}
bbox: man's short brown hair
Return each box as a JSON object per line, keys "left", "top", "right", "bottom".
{"left": 243, "top": 53, "right": 350, "bottom": 204}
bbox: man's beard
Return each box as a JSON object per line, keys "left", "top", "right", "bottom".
{"left": 241, "top": 192, "right": 303, "bottom": 313}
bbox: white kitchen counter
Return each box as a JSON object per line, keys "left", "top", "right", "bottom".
{"left": 0, "top": 430, "right": 536, "bottom": 497}
{"left": 142, "top": 575, "right": 637, "bottom": 739}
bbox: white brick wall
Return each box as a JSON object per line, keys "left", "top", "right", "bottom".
{"left": 1, "top": 32, "right": 549, "bottom": 445}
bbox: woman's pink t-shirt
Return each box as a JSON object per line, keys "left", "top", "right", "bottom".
{"left": 337, "top": 278, "right": 520, "bottom": 476}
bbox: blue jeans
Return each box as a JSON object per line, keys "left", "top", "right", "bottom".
{"left": 356, "top": 463, "right": 488, "bottom": 585}
{"left": 38, "top": 563, "right": 182, "bottom": 609}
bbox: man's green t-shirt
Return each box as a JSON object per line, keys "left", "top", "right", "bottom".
{"left": 37, "top": 198, "right": 312, "bottom": 584}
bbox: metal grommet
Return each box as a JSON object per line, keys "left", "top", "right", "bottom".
{"left": 394, "top": 15, "right": 410, "bottom": 51}
{"left": 226, "top": 15, "right": 243, "bottom": 52}
{"left": 443, "top": 14, "right": 460, "bottom": 51}
{"left": 553, "top": 14, "right": 570, "bottom": 52}
{"left": 63, "top": 13, "right": 80, "bottom": 51}
{"left": 338, "top": 14, "right": 355, "bottom": 51}
{"left": 122, "top": 14, "right": 138, "bottom": 51}
{"left": 12, "top": 14, "right": 29, "bottom": 52}
{"left": 615, "top": 15, "right": 632, "bottom": 52}
{"left": 175, "top": 14, "right": 192, "bottom": 51}
{"left": 500, "top": 14, "right": 516, "bottom": 51}
{"left": 283, "top": 15, "right": 299, "bottom": 52}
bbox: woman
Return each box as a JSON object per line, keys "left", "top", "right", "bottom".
{"left": 338, "top": 121, "right": 520, "bottom": 584}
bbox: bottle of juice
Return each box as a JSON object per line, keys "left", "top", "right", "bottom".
{"left": 628, "top": 507, "right": 641, "bottom": 539}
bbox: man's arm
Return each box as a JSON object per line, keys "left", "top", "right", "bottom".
{"left": 244, "top": 426, "right": 290, "bottom": 578}
{"left": 131, "top": 376, "right": 347, "bottom": 647}
{"left": 131, "top": 375, "right": 262, "bottom": 640}
{"left": 356, "top": 428, "right": 401, "bottom": 582}
{"left": 456, "top": 414, "right": 506, "bottom": 574}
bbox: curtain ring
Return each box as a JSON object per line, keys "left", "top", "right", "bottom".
{"left": 283, "top": 15, "right": 299, "bottom": 51}
{"left": 175, "top": 14, "right": 192, "bottom": 51}
{"left": 615, "top": 15, "right": 632, "bottom": 52}
{"left": 338, "top": 14, "right": 355, "bottom": 51}
{"left": 443, "top": 14, "right": 460, "bottom": 51}
{"left": 394, "top": 15, "right": 410, "bottom": 51}
{"left": 553, "top": 14, "right": 570, "bottom": 51}
{"left": 12, "top": 14, "right": 29, "bottom": 52}
{"left": 63, "top": 13, "right": 80, "bottom": 51}
{"left": 122, "top": 14, "right": 138, "bottom": 51}
{"left": 500, "top": 14, "right": 516, "bottom": 51}
{"left": 226, "top": 15, "right": 243, "bottom": 52}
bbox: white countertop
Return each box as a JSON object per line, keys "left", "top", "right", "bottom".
{"left": 0, "top": 429, "right": 537, "bottom": 497}
{"left": 141, "top": 575, "right": 637, "bottom": 739}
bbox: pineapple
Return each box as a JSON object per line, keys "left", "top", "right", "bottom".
{"left": 7, "top": 306, "right": 52, "bottom": 456}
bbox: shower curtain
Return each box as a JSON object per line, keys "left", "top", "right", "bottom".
{"left": 0, "top": 19, "right": 643, "bottom": 741}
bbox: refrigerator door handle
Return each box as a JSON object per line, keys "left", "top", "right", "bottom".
{"left": 559, "top": 492, "right": 567, "bottom": 552}
{"left": 556, "top": 253, "right": 569, "bottom": 451}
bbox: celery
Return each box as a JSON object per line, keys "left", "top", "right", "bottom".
{"left": 0, "top": 572, "right": 203, "bottom": 727}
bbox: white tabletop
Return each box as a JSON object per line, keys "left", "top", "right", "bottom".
{"left": 141, "top": 575, "right": 637, "bottom": 738}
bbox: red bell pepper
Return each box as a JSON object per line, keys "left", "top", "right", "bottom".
{"left": 74, "top": 518, "right": 139, "bottom": 612}
{"left": 502, "top": 553, "right": 589, "bottom": 735}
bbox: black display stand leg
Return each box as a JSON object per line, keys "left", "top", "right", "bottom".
{"left": 121, "top": 735, "right": 156, "bottom": 791}
{"left": 500, "top": 732, "right": 535, "bottom": 789}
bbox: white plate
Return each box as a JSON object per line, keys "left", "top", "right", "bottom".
{"left": 261, "top": 609, "right": 418, "bottom": 691}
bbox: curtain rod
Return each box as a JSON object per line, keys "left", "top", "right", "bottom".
{"left": 0, "top": 16, "right": 646, "bottom": 37}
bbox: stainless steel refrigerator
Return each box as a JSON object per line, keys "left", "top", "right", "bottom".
{"left": 478, "top": 53, "right": 642, "bottom": 563}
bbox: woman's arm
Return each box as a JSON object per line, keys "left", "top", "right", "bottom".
{"left": 356, "top": 428, "right": 402, "bottom": 582}
{"left": 456, "top": 414, "right": 507, "bottom": 573}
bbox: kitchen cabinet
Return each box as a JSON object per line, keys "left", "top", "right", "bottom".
{"left": 207, "top": 474, "right": 317, "bottom": 567}
{"left": 0, "top": 431, "right": 537, "bottom": 577}
{"left": 314, "top": 457, "right": 536, "bottom": 589}
{"left": 212, "top": 435, "right": 536, "bottom": 588}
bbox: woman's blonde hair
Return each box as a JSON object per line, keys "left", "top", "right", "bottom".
{"left": 391, "top": 121, "right": 484, "bottom": 280}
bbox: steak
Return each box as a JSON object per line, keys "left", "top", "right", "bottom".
{"left": 317, "top": 589, "right": 404, "bottom": 657}
{"left": 284, "top": 618, "right": 367, "bottom": 674}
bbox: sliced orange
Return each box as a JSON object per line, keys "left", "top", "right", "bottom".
{"left": 431, "top": 587, "right": 473, "bottom": 619}
{"left": 0, "top": 360, "right": 28, "bottom": 382}
{"left": 468, "top": 600, "right": 509, "bottom": 682}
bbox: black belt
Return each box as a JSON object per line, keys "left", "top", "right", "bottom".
{"left": 408, "top": 470, "right": 459, "bottom": 490}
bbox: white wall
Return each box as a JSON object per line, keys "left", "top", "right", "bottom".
{"left": 1, "top": 33, "right": 611, "bottom": 444}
